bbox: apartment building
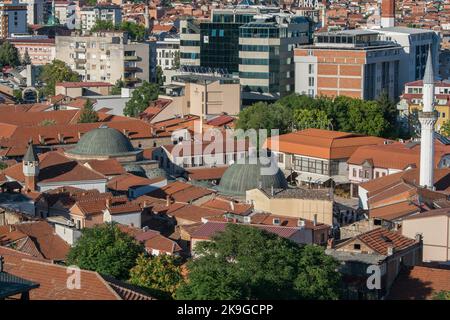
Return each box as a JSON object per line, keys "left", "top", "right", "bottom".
{"left": 0, "top": 0, "right": 27, "bottom": 39}
{"left": 10, "top": 37, "right": 55, "bottom": 65}
{"left": 22, "top": 0, "right": 45, "bottom": 25}
{"left": 156, "top": 37, "right": 179, "bottom": 70}
{"left": 78, "top": 4, "right": 122, "bottom": 32}
{"left": 55, "top": 31, "right": 150, "bottom": 85}
{"left": 398, "top": 80, "right": 450, "bottom": 131}
{"left": 294, "top": 29, "right": 402, "bottom": 100}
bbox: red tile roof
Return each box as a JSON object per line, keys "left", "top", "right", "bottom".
{"left": 146, "top": 181, "right": 215, "bottom": 203}
{"left": 369, "top": 201, "right": 422, "bottom": 221}
{"left": 388, "top": 266, "right": 450, "bottom": 300}
{"left": 353, "top": 227, "right": 418, "bottom": 255}
{"left": 4, "top": 152, "right": 106, "bottom": 186}
{"left": 56, "top": 82, "right": 113, "bottom": 88}
{"left": 85, "top": 159, "right": 126, "bottom": 176}
{"left": 186, "top": 166, "right": 228, "bottom": 181}
{"left": 0, "top": 246, "right": 121, "bottom": 300}
{"left": 265, "top": 129, "right": 388, "bottom": 160}
{"left": 107, "top": 173, "right": 165, "bottom": 192}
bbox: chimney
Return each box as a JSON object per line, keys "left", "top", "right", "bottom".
{"left": 106, "top": 198, "right": 111, "bottom": 208}
{"left": 297, "top": 219, "right": 305, "bottom": 228}
{"left": 38, "top": 134, "right": 45, "bottom": 145}
{"left": 387, "top": 245, "right": 395, "bottom": 256}
{"left": 0, "top": 256, "right": 4, "bottom": 272}
{"left": 327, "top": 238, "right": 335, "bottom": 249}
{"left": 313, "top": 214, "right": 318, "bottom": 226}
{"left": 229, "top": 201, "right": 235, "bottom": 212}
{"left": 415, "top": 233, "right": 423, "bottom": 242}
{"left": 271, "top": 185, "right": 274, "bottom": 196}
{"left": 166, "top": 195, "right": 171, "bottom": 207}
{"left": 58, "top": 133, "right": 64, "bottom": 144}
{"left": 381, "top": 0, "right": 395, "bottom": 28}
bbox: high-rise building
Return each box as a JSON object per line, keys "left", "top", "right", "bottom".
{"left": 55, "top": 31, "right": 150, "bottom": 85}
{"left": 180, "top": 5, "right": 313, "bottom": 98}
{"left": 294, "top": 30, "right": 402, "bottom": 100}
{"left": 20, "top": 0, "right": 44, "bottom": 25}
{"left": 156, "top": 37, "right": 180, "bottom": 70}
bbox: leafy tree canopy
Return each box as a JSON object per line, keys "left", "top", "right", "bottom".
{"left": 0, "top": 41, "right": 20, "bottom": 68}
{"left": 129, "top": 253, "right": 183, "bottom": 299}
{"left": 78, "top": 99, "right": 99, "bottom": 123}
{"left": 123, "top": 81, "right": 159, "bottom": 117}
{"left": 440, "top": 119, "right": 450, "bottom": 137}
{"left": 175, "top": 224, "right": 341, "bottom": 300}
{"left": 90, "top": 20, "right": 147, "bottom": 42}
{"left": 39, "top": 59, "right": 80, "bottom": 97}
{"left": 67, "top": 223, "right": 144, "bottom": 280}
{"left": 111, "top": 79, "right": 125, "bottom": 95}
{"left": 237, "top": 93, "right": 400, "bottom": 139}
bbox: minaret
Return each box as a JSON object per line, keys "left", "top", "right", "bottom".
{"left": 23, "top": 142, "right": 40, "bottom": 192}
{"left": 419, "top": 48, "right": 437, "bottom": 190}
{"left": 381, "top": 0, "right": 395, "bottom": 28}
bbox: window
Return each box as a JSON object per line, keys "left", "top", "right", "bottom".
{"left": 308, "top": 64, "right": 314, "bottom": 74}
{"left": 353, "top": 244, "right": 361, "bottom": 250}
{"left": 353, "top": 168, "right": 357, "bottom": 177}
{"left": 364, "top": 170, "right": 369, "bottom": 179}
{"left": 374, "top": 219, "right": 382, "bottom": 226}
{"left": 308, "top": 77, "right": 315, "bottom": 87}
{"left": 359, "top": 169, "right": 363, "bottom": 178}
{"left": 278, "top": 153, "right": 284, "bottom": 163}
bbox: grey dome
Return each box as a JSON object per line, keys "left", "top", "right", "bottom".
{"left": 217, "top": 159, "right": 288, "bottom": 196}
{"left": 69, "top": 126, "right": 136, "bottom": 156}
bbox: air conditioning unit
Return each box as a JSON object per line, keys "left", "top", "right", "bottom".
{"left": 243, "top": 216, "right": 251, "bottom": 224}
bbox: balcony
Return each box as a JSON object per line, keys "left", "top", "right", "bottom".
{"left": 124, "top": 77, "right": 140, "bottom": 83}
{"left": 124, "top": 55, "right": 139, "bottom": 61}
{"left": 74, "top": 47, "right": 86, "bottom": 52}
{"left": 124, "top": 66, "right": 140, "bottom": 72}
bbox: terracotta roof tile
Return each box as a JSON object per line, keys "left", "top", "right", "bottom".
{"left": 85, "top": 159, "right": 126, "bottom": 176}
{"left": 356, "top": 227, "right": 418, "bottom": 255}
{"left": 107, "top": 173, "right": 165, "bottom": 192}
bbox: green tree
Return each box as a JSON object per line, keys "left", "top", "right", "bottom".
{"left": 39, "top": 59, "right": 80, "bottom": 96}
{"left": 433, "top": 290, "right": 450, "bottom": 300}
{"left": 294, "top": 108, "right": 331, "bottom": 130}
{"left": 91, "top": 19, "right": 117, "bottom": 32}
{"left": 39, "top": 119, "right": 56, "bottom": 126}
{"left": 129, "top": 253, "right": 183, "bottom": 299}
{"left": 78, "top": 99, "right": 99, "bottom": 123}
{"left": 175, "top": 224, "right": 341, "bottom": 300}
{"left": 67, "top": 223, "right": 144, "bottom": 280}
{"left": 440, "top": 119, "right": 450, "bottom": 137}
{"left": 173, "top": 51, "right": 180, "bottom": 69}
{"left": 156, "top": 65, "right": 164, "bottom": 88}
{"left": 111, "top": 79, "right": 125, "bottom": 95}
{"left": 376, "top": 91, "right": 398, "bottom": 137}
{"left": 123, "top": 81, "right": 159, "bottom": 117}
{"left": 120, "top": 21, "right": 147, "bottom": 42}
{"left": 21, "top": 49, "right": 32, "bottom": 66}
{"left": 13, "top": 89, "right": 23, "bottom": 103}
{"left": 0, "top": 162, "right": 7, "bottom": 170}
{"left": 0, "top": 41, "right": 20, "bottom": 67}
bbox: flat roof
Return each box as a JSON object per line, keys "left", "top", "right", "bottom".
{"left": 378, "top": 27, "right": 435, "bottom": 34}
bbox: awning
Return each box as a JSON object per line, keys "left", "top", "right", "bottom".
{"left": 330, "top": 175, "right": 350, "bottom": 185}
{"left": 296, "top": 172, "right": 330, "bottom": 184}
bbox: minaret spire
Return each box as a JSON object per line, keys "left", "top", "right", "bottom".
{"left": 419, "top": 48, "right": 437, "bottom": 189}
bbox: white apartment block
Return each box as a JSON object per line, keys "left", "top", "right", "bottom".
{"left": 79, "top": 4, "right": 122, "bottom": 32}
{"left": 156, "top": 37, "right": 180, "bottom": 70}
{"left": 55, "top": 31, "right": 150, "bottom": 85}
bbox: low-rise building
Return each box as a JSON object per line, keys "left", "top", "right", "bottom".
{"left": 55, "top": 82, "right": 113, "bottom": 97}
{"left": 10, "top": 38, "right": 56, "bottom": 66}
{"left": 402, "top": 208, "right": 450, "bottom": 263}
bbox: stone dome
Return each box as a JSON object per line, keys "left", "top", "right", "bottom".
{"left": 217, "top": 159, "right": 288, "bottom": 196}
{"left": 68, "top": 126, "right": 137, "bottom": 156}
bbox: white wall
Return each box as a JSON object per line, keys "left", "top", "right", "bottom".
{"left": 54, "top": 224, "right": 82, "bottom": 246}
{"left": 103, "top": 210, "right": 142, "bottom": 228}
{"left": 39, "top": 180, "right": 107, "bottom": 193}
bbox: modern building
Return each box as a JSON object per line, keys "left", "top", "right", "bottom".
{"left": 78, "top": 4, "right": 122, "bottom": 32}
{"left": 55, "top": 31, "right": 150, "bottom": 85}
{"left": 179, "top": 17, "right": 201, "bottom": 67}
{"left": 0, "top": 0, "right": 28, "bottom": 39}
{"left": 180, "top": 6, "right": 313, "bottom": 98}
{"left": 377, "top": 27, "right": 440, "bottom": 89}
{"left": 156, "top": 36, "right": 180, "bottom": 70}
{"left": 21, "top": 0, "right": 45, "bottom": 25}
{"left": 294, "top": 29, "right": 402, "bottom": 100}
